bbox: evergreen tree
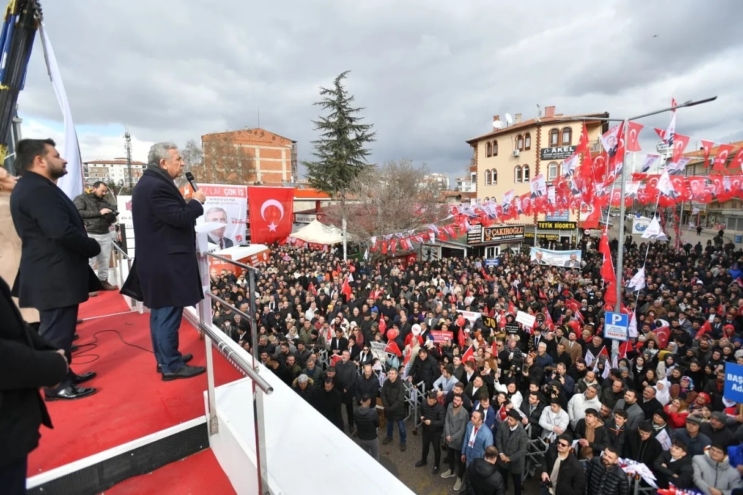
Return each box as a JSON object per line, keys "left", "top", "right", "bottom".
{"left": 303, "top": 71, "right": 375, "bottom": 259}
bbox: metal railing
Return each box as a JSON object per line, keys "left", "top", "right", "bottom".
{"left": 196, "top": 249, "right": 273, "bottom": 495}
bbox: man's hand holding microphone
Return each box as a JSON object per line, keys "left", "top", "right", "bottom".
{"left": 185, "top": 172, "right": 206, "bottom": 204}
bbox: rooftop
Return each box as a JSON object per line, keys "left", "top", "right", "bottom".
{"left": 84, "top": 158, "right": 146, "bottom": 166}
{"left": 466, "top": 111, "right": 609, "bottom": 144}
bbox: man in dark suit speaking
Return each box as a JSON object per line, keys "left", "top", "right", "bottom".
{"left": 0, "top": 276, "right": 69, "bottom": 494}
{"left": 10, "top": 138, "right": 101, "bottom": 401}
{"left": 130, "top": 142, "right": 207, "bottom": 381}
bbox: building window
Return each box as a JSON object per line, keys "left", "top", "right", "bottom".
{"left": 517, "top": 135, "right": 524, "bottom": 150}
{"left": 523, "top": 164, "right": 530, "bottom": 182}
{"left": 492, "top": 169, "right": 498, "bottom": 185}
{"left": 549, "top": 128, "right": 559, "bottom": 146}
{"left": 485, "top": 169, "right": 491, "bottom": 185}
{"left": 524, "top": 133, "right": 531, "bottom": 150}
{"left": 562, "top": 127, "right": 572, "bottom": 145}
{"left": 486, "top": 142, "right": 492, "bottom": 157}
{"left": 514, "top": 166, "right": 522, "bottom": 183}
{"left": 493, "top": 140, "right": 498, "bottom": 156}
{"left": 548, "top": 162, "right": 558, "bottom": 181}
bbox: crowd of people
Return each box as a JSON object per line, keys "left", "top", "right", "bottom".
{"left": 206, "top": 229, "right": 743, "bottom": 495}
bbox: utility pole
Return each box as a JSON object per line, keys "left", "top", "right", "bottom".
{"left": 124, "top": 130, "right": 133, "bottom": 190}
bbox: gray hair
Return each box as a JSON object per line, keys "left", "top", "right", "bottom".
{"left": 147, "top": 142, "right": 179, "bottom": 169}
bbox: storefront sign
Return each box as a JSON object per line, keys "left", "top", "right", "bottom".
{"left": 537, "top": 221, "right": 577, "bottom": 231}
{"left": 546, "top": 210, "right": 570, "bottom": 222}
{"left": 540, "top": 146, "right": 576, "bottom": 160}
{"left": 295, "top": 213, "right": 317, "bottom": 223}
{"left": 525, "top": 232, "right": 560, "bottom": 241}
{"left": 482, "top": 225, "right": 525, "bottom": 243}
{"left": 466, "top": 224, "right": 483, "bottom": 245}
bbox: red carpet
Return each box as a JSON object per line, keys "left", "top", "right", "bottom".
{"left": 79, "top": 289, "right": 132, "bottom": 319}
{"left": 100, "top": 449, "right": 236, "bottom": 495}
{"left": 28, "top": 294, "right": 244, "bottom": 477}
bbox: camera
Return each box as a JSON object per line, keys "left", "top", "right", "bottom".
{"left": 541, "top": 480, "right": 553, "bottom": 488}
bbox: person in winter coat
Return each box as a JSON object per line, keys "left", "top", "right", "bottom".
{"left": 573, "top": 408, "right": 609, "bottom": 460}
{"left": 442, "top": 394, "right": 469, "bottom": 490}
{"left": 584, "top": 446, "right": 630, "bottom": 495}
{"left": 519, "top": 391, "right": 545, "bottom": 439}
{"left": 416, "top": 391, "right": 446, "bottom": 474}
{"left": 292, "top": 374, "right": 315, "bottom": 402}
{"left": 381, "top": 367, "right": 407, "bottom": 451}
{"left": 313, "top": 378, "right": 344, "bottom": 430}
{"left": 353, "top": 395, "right": 380, "bottom": 461}
{"left": 355, "top": 363, "right": 380, "bottom": 402}
{"left": 673, "top": 414, "right": 711, "bottom": 457}
{"left": 495, "top": 409, "right": 528, "bottom": 495}
{"left": 567, "top": 385, "right": 602, "bottom": 429}
{"left": 692, "top": 443, "right": 743, "bottom": 495}
{"left": 539, "top": 399, "right": 570, "bottom": 442}
{"left": 539, "top": 434, "right": 586, "bottom": 495}
{"left": 462, "top": 409, "right": 495, "bottom": 467}
{"left": 606, "top": 409, "right": 629, "bottom": 457}
{"left": 613, "top": 389, "right": 648, "bottom": 431}
{"left": 461, "top": 446, "right": 506, "bottom": 495}
{"left": 334, "top": 350, "right": 358, "bottom": 433}
{"left": 408, "top": 347, "right": 440, "bottom": 391}
{"left": 624, "top": 421, "right": 663, "bottom": 465}
{"left": 653, "top": 440, "right": 694, "bottom": 489}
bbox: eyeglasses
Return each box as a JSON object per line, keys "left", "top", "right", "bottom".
{"left": 557, "top": 442, "right": 569, "bottom": 448}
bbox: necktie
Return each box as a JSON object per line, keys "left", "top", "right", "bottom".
{"left": 220, "top": 238, "right": 225, "bottom": 249}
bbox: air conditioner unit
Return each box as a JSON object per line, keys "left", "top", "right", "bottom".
{"left": 512, "top": 150, "right": 520, "bottom": 157}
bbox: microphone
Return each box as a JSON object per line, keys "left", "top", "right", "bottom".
{"left": 185, "top": 172, "right": 199, "bottom": 192}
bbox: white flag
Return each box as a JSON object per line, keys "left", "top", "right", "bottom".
{"left": 626, "top": 267, "right": 646, "bottom": 292}
{"left": 39, "top": 24, "right": 83, "bottom": 200}
{"left": 642, "top": 217, "right": 668, "bottom": 241}
{"left": 584, "top": 349, "right": 596, "bottom": 368}
{"left": 657, "top": 171, "right": 676, "bottom": 197}
{"left": 628, "top": 311, "right": 638, "bottom": 338}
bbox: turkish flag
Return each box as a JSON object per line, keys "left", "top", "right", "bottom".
{"left": 626, "top": 122, "right": 644, "bottom": 152}
{"left": 248, "top": 187, "right": 294, "bottom": 244}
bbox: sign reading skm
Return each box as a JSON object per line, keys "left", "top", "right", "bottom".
{"left": 724, "top": 363, "right": 743, "bottom": 402}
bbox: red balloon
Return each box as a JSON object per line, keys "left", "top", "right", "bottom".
{"left": 386, "top": 328, "right": 399, "bottom": 341}
{"left": 349, "top": 265, "right": 356, "bottom": 273}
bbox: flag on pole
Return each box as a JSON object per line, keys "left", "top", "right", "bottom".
{"left": 39, "top": 24, "right": 83, "bottom": 200}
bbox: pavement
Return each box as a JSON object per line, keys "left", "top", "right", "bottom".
{"left": 605, "top": 220, "right": 738, "bottom": 246}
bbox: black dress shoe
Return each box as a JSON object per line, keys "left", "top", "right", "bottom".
{"left": 156, "top": 354, "right": 193, "bottom": 373}
{"left": 414, "top": 460, "right": 427, "bottom": 468}
{"left": 45, "top": 385, "right": 97, "bottom": 401}
{"left": 162, "top": 364, "right": 206, "bottom": 381}
{"left": 72, "top": 371, "right": 97, "bottom": 385}
{"left": 71, "top": 345, "right": 80, "bottom": 353}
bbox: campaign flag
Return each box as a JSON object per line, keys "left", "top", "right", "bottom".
{"left": 248, "top": 187, "right": 294, "bottom": 244}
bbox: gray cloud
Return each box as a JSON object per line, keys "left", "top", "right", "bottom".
{"left": 18, "top": 0, "right": 743, "bottom": 182}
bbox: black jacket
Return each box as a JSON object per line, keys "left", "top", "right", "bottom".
{"left": 410, "top": 355, "right": 440, "bottom": 390}
{"left": 420, "top": 400, "right": 446, "bottom": 434}
{"left": 313, "top": 386, "right": 343, "bottom": 429}
{"left": 0, "top": 277, "right": 68, "bottom": 468}
{"left": 380, "top": 377, "right": 406, "bottom": 422}
{"left": 461, "top": 458, "right": 506, "bottom": 495}
{"left": 539, "top": 447, "right": 586, "bottom": 495}
{"left": 652, "top": 450, "right": 693, "bottom": 489}
{"left": 334, "top": 360, "right": 357, "bottom": 398}
{"left": 585, "top": 456, "right": 630, "bottom": 495}
{"left": 355, "top": 373, "right": 380, "bottom": 402}
{"left": 573, "top": 419, "right": 609, "bottom": 459}
{"left": 10, "top": 171, "right": 102, "bottom": 310}
{"left": 624, "top": 429, "right": 663, "bottom": 465}
{"left": 73, "top": 192, "right": 116, "bottom": 234}
{"left": 129, "top": 168, "right": 203, "bottom": 309}
{"left": 353, "top": 404, "right": 379, "bottom": 441}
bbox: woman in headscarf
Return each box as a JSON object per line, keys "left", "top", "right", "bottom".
{"left": 670, "top": 376, "right": 698, "bottom": 406}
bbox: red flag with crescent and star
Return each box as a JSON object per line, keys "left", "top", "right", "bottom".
{"left": 248, "top": 187, "right": 294, "bottom": 244}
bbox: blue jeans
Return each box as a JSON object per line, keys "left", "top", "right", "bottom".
{"left": 386, "top": 419, "right": 407, "bottom": 445}
{"left": 150, "top": 306, "right": 185, "bottom": 373}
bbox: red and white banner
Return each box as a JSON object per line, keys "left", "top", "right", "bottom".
{"left": 194, "top": 184, "right": 248, "bottom": 247}
{"left": 248, "top": 187, "right": 294, "bottom": 244}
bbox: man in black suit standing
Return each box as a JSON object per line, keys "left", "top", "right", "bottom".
{"left": 0, "top": 276, "right": 69, "bottom": 494}
{"left": 10, "top": 138, "right": 101, "bottom": 401}
{"left": 0, "top": 274, "right": 70, "bottom": 493}
{"left": 130, "top": 142, "right": 206, "bottom": 381}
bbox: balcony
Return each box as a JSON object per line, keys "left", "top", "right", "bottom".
{"left": 26, "top": 247, "right": 413, "bottom": 495}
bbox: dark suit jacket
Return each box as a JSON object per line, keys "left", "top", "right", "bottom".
{"left": 10, "top": 171, "right": 102, "bottom": 310}
{"left": 130, "top": 168, "right": 204, "bottom": 309}
{"left": 208, "top": 234, "right": 234, "bottom": 248}
{"left": 0, "top": 277, "right": 68, "bottom": 468}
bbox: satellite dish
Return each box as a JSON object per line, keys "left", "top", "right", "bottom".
{"left": 492, "top": 120, "right": 504, "bottom": 129}
{"left": 504, "top": 113, "right": 513, "bottom": 125}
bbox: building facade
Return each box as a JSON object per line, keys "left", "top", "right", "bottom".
{"left": 681, "top": 140, "right": 743, "bottom": 231}
{"left": 466, "top": 106, "right": 607, "bottom": 224}
{"left": 421, "top": 173, "right": 450, "bottom": 191}
{"left": 199, "top": 127, "right": 297, "bottom": 185}
{"left": 83, "top": 158, "right": 146, "bottom": 186}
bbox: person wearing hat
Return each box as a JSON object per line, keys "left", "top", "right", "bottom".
{"left": 674, "top": 414, "right": 712, "bottom": 457}
{"left": 701, "top": 411, "right": 736, "bottom": 448}
{"left": 692, "top": 442, "right": 743, "bottom": 495}
{"left": 653, "top": 440, "right": 693, "bottom": 489}
{"left": 494, "top": 408, "right": 528, "bottom": 495}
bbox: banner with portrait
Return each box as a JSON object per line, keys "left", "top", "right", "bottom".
{"left": 529, "top": 247, "right": 582, "bottom": 268}
{"left": 194, "top": 184, "right": 248, "bottom": 248}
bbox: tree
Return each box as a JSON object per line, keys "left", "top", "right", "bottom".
{"left": 190, "top": 134, "right": 255, "bottom": 185}
{"left": 322, "top": 160, "right": 447, "bottom": 250}
{"left": 174, "top": 139, "right": 204, "bottom": 189}
{"left": 303, "top": 71, "right": 375, "bottom": 260}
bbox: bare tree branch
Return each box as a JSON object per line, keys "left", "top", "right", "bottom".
{"left": 191, "top": 134, "right": 256, "bottom": 185}
{"left": 322, "top": 160, "right": 447, "bottom": 243}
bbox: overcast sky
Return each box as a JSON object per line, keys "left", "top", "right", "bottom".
{"left": 18, "top": 0, "right": 743, "bottom": 183}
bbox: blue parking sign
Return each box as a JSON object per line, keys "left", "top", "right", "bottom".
{"left": 724, "top": 363, "right": 743, "bottom": 403}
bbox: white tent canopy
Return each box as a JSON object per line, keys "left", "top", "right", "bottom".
{"left": 290, "top": 219, "right": 349, "bottom": 245}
